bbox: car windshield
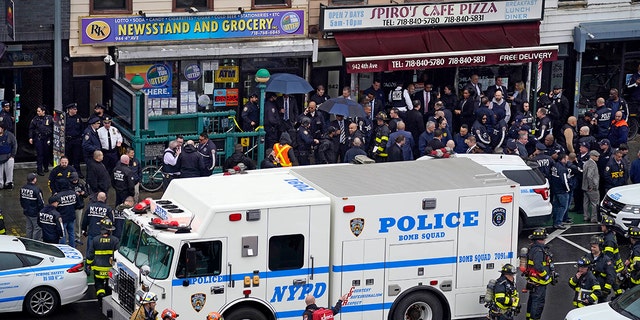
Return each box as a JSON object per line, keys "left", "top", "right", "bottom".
{"left": 612, "top": 284, "right": 640, "bottom": 318}
{"left": 502, "top": 169, "right": 546, "bottom": 187}
{"left": 18, "top": 237, "right": 65, "bottom": 258}
{"left": 119, "top": 220, "right": 174, "bottom": 280}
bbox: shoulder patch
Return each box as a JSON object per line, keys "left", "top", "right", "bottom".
{"left": 303, "top": 130, "right": 308, "bottom": 135}
{"left": 243, "top": 107, "right": 248, "bottom": 112}
{"left": 85, "top": 134, "right": 89, "bottom": 140}
{"left": 605, "top": 166, "right": 610, "bottom": 171}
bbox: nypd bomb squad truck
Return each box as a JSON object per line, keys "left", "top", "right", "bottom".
{"left": 102, "top": 158, "right": 519, "bottom": 320}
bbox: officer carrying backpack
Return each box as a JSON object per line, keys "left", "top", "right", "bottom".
{"left": 312, "top": 307, "right": 334, "bottom": 320}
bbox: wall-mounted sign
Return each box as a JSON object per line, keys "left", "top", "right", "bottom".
{"left": 321, "top": 0, "right": 543, "bottom": 32}
{"left": 124, "top": 64, "right": 173, "bottom": 98}
{"left": 80, "top": 10, "right": 305, "bottom": 45}
{"left": 215, "top": 66, "right": 239, "bottom": 83}
{"left": 213, "top": 88, "right": 239, "bottom": 107}
{"left": 183, "top": 63, "right": 202, "bottom": 81}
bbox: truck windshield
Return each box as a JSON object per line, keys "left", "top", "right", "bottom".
{"left": 119, "top": 220, "right": 174, "bottom": 280}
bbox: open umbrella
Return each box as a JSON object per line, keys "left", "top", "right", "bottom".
{"left": 317, "top": 97, "right": 366, "bottom": 118}
{"left": 265, "top": 73, "right": 314, "bottom": 94}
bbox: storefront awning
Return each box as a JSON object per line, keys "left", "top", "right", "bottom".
{"left": 345, "top": 45, "right": 559, "bottom": 73}
{"left": 574, "top": 19, "right": 640, "bottom": 52}
{"left": 116, "top": 39, "right": 314, "bottom": 62}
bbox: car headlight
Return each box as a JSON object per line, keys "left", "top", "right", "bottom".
{"left": 623, "top": 204, "right": 640, "bottom": 214}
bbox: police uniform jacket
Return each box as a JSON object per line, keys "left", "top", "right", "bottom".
{"left": 20, "top": 183, "right": 44, "bottom": 217}
{"left": 87, "top": 233, "right": 119, "bottom": 278}
{"left": 56, "top": 189, "right": 82, "bottom": 223}
{"left": 128, "top": 156, "right": 142, "bottom": 183}
{"left": 97, "top": 125, "right": 122, "bottom": 151}
{"left": 297, "top": 126, "right": 314, "bottom": 153}
{"left": 241, "top": 101, "right": 259, "bottom": 132}
{"left": 569, "top": 271, "right": 601, "bottom": 307}
{"left": 197, "top": 139, "right": 216, "bottom": 171}
{"left": 28, "top": 115, "right": 53, "bottom": 141}
{"left": 0, "top": 109, "right": 14, "bottom": 132}
{"left": 86, "top": 158, "right": 111, "bottom": 194}
{"left": 602, "top": 230, "right": 624, "bottom": 273}
{"left": 589, "top": 253, "right": 616, "bottom": 295}
{"left": 82, "top": 201, "right": 114, "bottom": 238}
{"left": 534, "top": 115, "right": 552, "bottom": 141}
{"left": 550, "top": 161, "right": 570, "bottom": 194}
{"left": 65, "top": 113, "right": 83, "bottom": 140}
{"left": 594, "top": 106, "right": 612, "bottom": 139}
{"left": 628, "top": 241, "right": 640, "bottom": 285}
{"left": 48, "top": 165, "right": 76, "bottom": 194}
{"left": 82, "top": 127, "right": 101, "bottom": 158}
{"left": 493, "top": 274, "right": 519, "bottom": 313}
{"left": 604, "top": 157, "right": 627, "bottom": 190}
{"left": 113, "top": 203, "right": 131, "bottom": 240}
{"left": 71, "top": 180, "right": 89, "bottom": 210}
{"left": 0, "top": 130, "right": 17, "bottom": 164}
{"left": 526, "top": 242, "right": 553, "bottom": 285}
{"left": 316, "top": 134, "right": 337, "bottom": 164}
{"left": 38, "top": 205, "right": 64, "bottom": 242}
{"left": 113, "top": 162, "right": 136, "bottom": 194}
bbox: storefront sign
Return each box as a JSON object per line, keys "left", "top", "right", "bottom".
{"left": 213, "top": 88, "right": 239, "bottom": 107}
{"left": 183, "top": 63, "right": 202, "bottom": 81}
{"left": 321, "top": 0, "right": 543, "bottom": 31}
{"left": 215, "top": 66, "right": 239, "bottom": 83}
{"left": 346, "top": 46, "right": 557, "bottom": 73}
{"left": 125, "top": 64, "right": 173, "bottom": 98}
{"left": 80, "top": 10, "right": 305, "bottom": 45}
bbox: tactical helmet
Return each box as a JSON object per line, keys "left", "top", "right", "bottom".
{"left": 161, "top": 308, "right": 179, "bottom": 320}
{"left": 140, "top": 292, "right": 157, "bottom": 304}
{"left": 206, "top": 312, "right": 223, "bottom": 320}
{"left": 589, "top": 235, "right": 604, "bottom": 246}
{"left": 576, "top": 256, "right": 591, "bottom": 268}
{"left": 501, "top": 263, "right": 517, "bottom": 275}
{"left": 300, "top": 116, "right": 311, "bottom": 126}
{"left": 629, "top": 226, "right": 640, "bottom": 239}
{"left": 98, "top": 217, "right": 116, "bottom": 231}
{"left": 601, "top": 215, "right": 615, "bottom": 227}
{"left": 528, "top": 228, "right": 548, "bottom": 240}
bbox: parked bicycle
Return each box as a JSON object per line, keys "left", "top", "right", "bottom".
{"left": 140, "top": 156, "right": 164, "bottom": 193}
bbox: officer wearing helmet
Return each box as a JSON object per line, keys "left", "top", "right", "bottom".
{"left": 160, "top": 308, "right": 179, "bottom": 320}
{"left": 87, "top": 217, "right": 119, "bottom": 301}
{"left": 206, "top": 311, "right": 223, "bottom": 320}
{"left": 569, "top": 256, "right": 601, "bottom": 307}
{"left": 625, "top": 226, "right": 640, "bottom": 288}
{"left": 296, "top": 116, "right": 318, "bottom": 166}
{"left": 130, "top": 291, "right": 158, "bottom": 320}
{"left": 601, "top": 215, "right": 625, "bottom": 296}
{"left": 524, "top": 228, "right": 555, "bottom": 320}
{"left": 489, "top": 263, "right": 520, "bottom": 319}
{"left": 587, "top": 235, "right": 616, "bottom": 302}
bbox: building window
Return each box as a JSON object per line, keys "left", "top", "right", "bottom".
{"left": 174, "top": 0, "right": 213, "bottom": 12}
{"left": 90, "top": 0, "right": 132, "bottom": 14}
{"left": 253, "top": 0, "right": 290, "bottom": 8}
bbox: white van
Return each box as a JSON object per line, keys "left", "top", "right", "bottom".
{"left": 419, "top": 153, "right": 552, "bottom": 233}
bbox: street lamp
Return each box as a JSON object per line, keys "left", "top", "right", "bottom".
{"left": 130, "top": 73, "right": 145, "bottom": 91}
{"left": 255, "top": 68, "right": 270, "bottom": 167}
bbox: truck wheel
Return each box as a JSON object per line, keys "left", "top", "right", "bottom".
{"left": 225, "top": 308, "right": 269, "bottom": 320}
{"left": 24, "top": 286, "right": 59, "bottom": 317}
{"left": 628, "top": 117, "right": 638, "bottom": 140}
{"left": 393, "top": 292, "right": 444, "bottom": 320}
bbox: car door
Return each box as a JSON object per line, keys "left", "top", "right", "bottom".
{"left": 0, "top": 252, "right": 38, "bottom": 311}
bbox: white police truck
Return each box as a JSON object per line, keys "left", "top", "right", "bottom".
{"left": 102, "top": 158, "right": 519, "bottom": 320}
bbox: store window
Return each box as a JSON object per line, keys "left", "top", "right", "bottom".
{"left": 90, "top": 0, "right": 132, "bottom": 14}
{"left": 253, "top": 0, "right": 290, "bottom": 8}
{"left": 174, "top": 0, "right": 213, "bottom": 12}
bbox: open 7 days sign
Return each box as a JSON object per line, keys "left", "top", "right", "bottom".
{"left": 321, "top": 0, "right": 543, "bottom": 31}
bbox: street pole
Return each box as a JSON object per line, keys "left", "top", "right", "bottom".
{"left": 255, "top": 69, "right": 270, "bottom": 167}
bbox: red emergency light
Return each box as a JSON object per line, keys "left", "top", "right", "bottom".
{"left": 229, "top": 213, "right": 242, "bottom": 221}
{"left": 343, "top": 205, "right": 355, "bottom": 213}
{"left": 500, "top": 195, "right": 513, "bottom": 203}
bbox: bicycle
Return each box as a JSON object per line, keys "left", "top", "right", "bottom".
{"left": 140, "top": 157, "right": 164, "bottom": 193}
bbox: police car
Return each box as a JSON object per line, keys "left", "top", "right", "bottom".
{"left": 565, "top": 283, "right": 640, "bottom": 319}
{"left": 600, "top": 184, "right": 640, "bottom": 234}
{"left": 0, "top": 235, "right": 88, "bottom": 316}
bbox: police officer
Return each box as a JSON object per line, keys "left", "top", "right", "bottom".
{"left": 81, "top": 192, "right": 114, "bottom": 256}
{"left": 112, "top": 155, "right": 135, "bottom": 207}
{"left": 594, "top": 98, "right": 612, "bottom": 140}
{"left": 56, "top": 180, "right": 82, "bottom": 248}
{"left": 626, "top": 226, "right": 640, "bottom": 288}
{"left": 0, "top": 101, "right": 14, "bottom": 133}
{"left": 93, "top": 103, "right": 106, "bottom": 124}
{"left": 569, "top": 256, "right": 601, "bottom": 307}
{"left": 489, "top": 264, "right": 520, "bottom": 320}
{"left": 604, "top": 149, "right": 628, "bottom": 192}
{"left": 372, "top": 112, "right": 390, "bottom": 162}
{"left": 87, "top": 217, "right": 119, "bottom": 300}
{"left": 525, "top": 228, "right": 555, "bottom": 320}
{"left": 97, "top": 117, "right": 122, "bottom": 174}
{"left": 82, "top": 116, "right": 102, "bottom": 176}
{"left": 588, "top": 235, "right": 616, "bottom": 302}
{"left": 241, "top": 93, "right": 259, "bottom": 132}
{"left": 65, "top": 103, "right": 84, "bottom": 176}
{"left": 20, "top": 173, "right": 44, "bottom": 240}
{"left": 113, "top": 196, "right": 134, "bottom": 240}
{"left": 197, "top": 132, "right": 216, "bottom": 176}
{"left": 29, "top": 106, "right": 53, "bottom": 175}
{"left": 263, "top": 93, "right": 280, "bottom": 152}
{"left": 38, "top": 195, "right": 65, "bottom": 244}
{"left": 296, "top": 117, "right": 318, "bottom": 166}
{"left": 601, "top": 215, "right": 625, "bottom": 296}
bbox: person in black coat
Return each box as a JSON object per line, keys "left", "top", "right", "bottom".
{"left": 178, "top": 140, "right": 207, "bottom": 178}
{"left": 458, "top": 89, "right": 480, "bottom": 129}
{"left": 388, "top": 135, "right": 406, "bottom": 162}
{"left": 38, "top": 195, "right": 64, "bottom": 244}
{"left": 316, "top": 127, "right": 338, "bottom": 164}
{"left": 20, "top": 173, "right": 44, "bottom": 240}
{"left": 86, "top": 150, "right": 111, "bottom": 198}
{"left": 224, "top": 144, "right": 256, "bottom": 171}
{"left": 112, "top": 155, "right": 136, "bottom": 207}
{"left": 261, "top": 148, "right": 282, "bottom": 169}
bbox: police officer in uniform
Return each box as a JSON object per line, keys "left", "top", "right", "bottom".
{"left": 86, "top": 217, "right": 119, "bottom": 300}
{"left": 489, "top": 264, "right": 520, "bottom": 320}
{"left": 569, "top": 256, "right": 601, "bottom": 307}
{"left": 29, "top": 106, "right": 54, "bottom": 175}
{"left": 587, "top": 235, "right": 616, "bottom": 302}
{"left": 197, "top": 132, "right": 216, "bottom": 176}
{"left": 81, "top": 192, "right": 114, "bottom": 256}
{"left": 97, "top": 117, "right": 122, "bottom": 174}
{"left": 241, "top": 93, "right": 259, "bottom": 132}
{"left": 0, "top": 101, "right": 14, "bottom": 133}
{"left": 82, "top": 117, "right": 102, "bottom": 176}
{"left": 20, "top": 173, "right": 44, "bottom": 240}
{"left": 626, "top": 226, "right": 640, "bottom": 288}
{"left": 525, "top": 228, "right": 555, "bottom": 320}
{"left": 38, "top": 195, "right": 65, "bottom": 244}
{"left": 296, "top": 117, "right": 318, "bottom": 166}
{"left": 113, "top": 155, "right": 135, "bottom": 207}
{"left": 263, "top": 93, "right": 280, "bottom": 152}
{"left": 65, "top": 103, "right": 84, "bottom": 177}
{"left": 600, "top": 215, "right": 625, "bottom": 296}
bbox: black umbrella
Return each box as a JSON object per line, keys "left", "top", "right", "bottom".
{"left": 317, "top": 97, "right": 366, "bottom": 118}
{"left": 265, "top": 73, "right": 314, "bottom": 94}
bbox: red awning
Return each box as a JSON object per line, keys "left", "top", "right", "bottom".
{"left": 334, "top": 22, "right": 556, "bottom": 73}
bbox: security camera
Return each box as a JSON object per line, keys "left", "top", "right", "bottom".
{"left": 103, "top": 55, "right": 115, "bottom": 66}
{"left": 188, "top": 7, "right": 198, "bottom": 13}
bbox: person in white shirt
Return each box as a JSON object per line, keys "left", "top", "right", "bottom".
{"left": 96, "top": 117, "right": 122, "bottom": 175}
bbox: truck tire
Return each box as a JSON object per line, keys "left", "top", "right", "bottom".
{"left": 24, "top": 286, "right": 59, "bottom": 317}
{"left": 393, "top": 291, "right": 444, "bottom": 320}
{"left": 225, "top": 308, "right": 269, "bottom": 320}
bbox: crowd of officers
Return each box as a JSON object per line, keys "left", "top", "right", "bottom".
{"left": 488, "top": 216, "right": 640, "bottom": 320}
